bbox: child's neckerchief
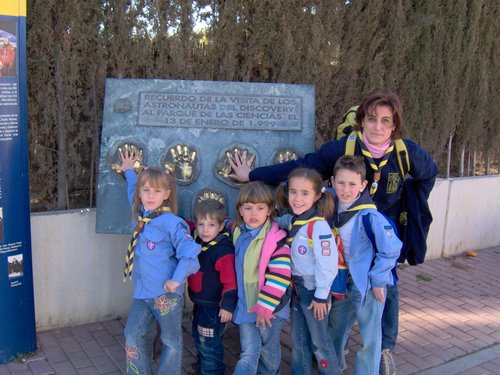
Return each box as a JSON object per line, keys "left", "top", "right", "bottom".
{"left": 286, "top": 206, "right": 323, "bottom": 245}
{"left": 123, "top": 206, "right": 171, "bottom": 281}
{"left": 194, "top": 229, "right": 230, "bottom": 252}
{"left": 357, "top": 131, "right": 395, "bottom": 196}
{"left": 332, "top": 189, "right": 377, "bottom": 228}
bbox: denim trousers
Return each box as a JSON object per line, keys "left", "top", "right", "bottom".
{"left": 124, "top": 293, "right": 184, "bottom": 375}
{"left": 382, "top": 282, "right": 399, "bottom": 350}
{"left": 328, "top": 277, "right": 385, "bottom": 375}
{"left": 192, "top": 304, "right": 226, "bottom": 375}
{"left": 291, "top": 278, "right": 340, "bottom": 375}
{"left": 233, "top": 317, "right": 285, "bottom": 375}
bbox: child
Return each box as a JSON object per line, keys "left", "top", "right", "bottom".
{"left": 188, "top": 199, "right": 238, "bottom": 375}
{"left": 232, "top": 181, "right": 292, "bottom": 375}
{"left": 116, "top": 149, "right": 201, "bottom": 375}
{"left": 327, "top": 155, "right": 402, "bottom": 375}
{"left": 275, "top": 168, "right": 340, "bottom": 375}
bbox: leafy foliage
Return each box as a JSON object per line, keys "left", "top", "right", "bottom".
{"left": 26, "top": 0, "right": 500, "bottom": 211}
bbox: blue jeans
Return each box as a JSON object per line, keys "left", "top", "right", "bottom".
{"left": 329, "top": 277, "right": 385, "bottom": 375}
{"left": 124, "top": 293, "right": 184, "bottom": 375}
{"left": 382, "top": 281, "right": 399, "bottom": 350}
{"left": 291, "top": 278, "right": 340, "bottom": 375}
{"left": 233, "top": 318, "right": 285, "bottom": 375}
{"left": 192, "top": 304, "right": 226, "bottom": 375}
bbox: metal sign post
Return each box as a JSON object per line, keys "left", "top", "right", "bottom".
{"left": 0, "top": 0, "right": 36, "bottom": 363}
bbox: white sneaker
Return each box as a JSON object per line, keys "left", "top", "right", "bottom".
{"left": 379, "top": 349, "right": 396, "bottom": 375}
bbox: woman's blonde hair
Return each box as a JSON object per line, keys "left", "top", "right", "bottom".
{"left": 235, "top": 181, "right": 275, "bottom": 226}
{"left": 132, "top": 167, "right": 177, "bottom": 216}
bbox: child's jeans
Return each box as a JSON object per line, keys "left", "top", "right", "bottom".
{"left": 291, "top": 277, "right": 340, "bottom": 375}
{"left": 124, "top": 293, "right": 184, "bottom": 375}
{"left": 233, "top": 317, "right": 285, "bottom": 375}
{"left": 329, "top": 276, "right": 385, "bottom": 375}
{"left": 192, "top": 304, "right": 226, "bottom": 375}
{"left": 382, "top": 281, "right": 399, "bottom": 350}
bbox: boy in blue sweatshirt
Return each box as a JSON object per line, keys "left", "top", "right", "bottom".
{"left": 328, "top": 156, "right": 402, "bottom": 375}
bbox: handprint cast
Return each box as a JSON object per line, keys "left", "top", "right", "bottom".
{"left": 215, "top": 146, "right": 257, "bottom": 187}
{"left": 273, "top": 148, "right": 299, "bottom": 164}
{"left": 111, "top": 143, "right": 144, "bottom": 175}
{"left": 162, "top": 144, "right": 198, "bottom": 185}
{"left": 196, "top": 190, "right": 226, "bottom": 206}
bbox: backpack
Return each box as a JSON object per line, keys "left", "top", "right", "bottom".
{"left": 335, "top": 105, "right": 359, "bottom": 140}
{"left": 306, "top": 221, "right": 347, "bottom": 300}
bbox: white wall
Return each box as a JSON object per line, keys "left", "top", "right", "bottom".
{"left": 31, "top": 209, "right": 134, "bottom": 330}
{"left": 30, "top": 175, "right": 500, "bottom": 331}
{"left": 435, "top": 176, "right": 500, "bottom": 256}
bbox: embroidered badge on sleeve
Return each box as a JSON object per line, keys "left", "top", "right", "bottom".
{"left": 321, "top": 240, "right": 331, "bottom": 256}
{"left": 384, "top": 225, "right": 393, "bottom": 238}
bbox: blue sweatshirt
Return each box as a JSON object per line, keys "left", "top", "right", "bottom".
{"left": 125, "top": 169, "right": 201, "bottom": 299}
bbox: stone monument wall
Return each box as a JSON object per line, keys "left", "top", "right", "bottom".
{"left": 96, "top": 79, "right": 315, "bottom": 234}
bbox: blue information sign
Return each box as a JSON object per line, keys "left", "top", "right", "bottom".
{"left": 0, "top": 1, "right": 36, "bottom": 363}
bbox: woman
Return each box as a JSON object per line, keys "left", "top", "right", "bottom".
{"left": 228, "top": 88, "right": 438, "bottom": 375}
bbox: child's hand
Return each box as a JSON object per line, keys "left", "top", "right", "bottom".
{"left": 308, "top": 300, "right": 327, "bottom": 320}
{"left": 219, "top": 309, "right": 233, "bottom": 323}
{"left": 372, "top": 286, "right": 385, "bottom": 302}
{"left": 112, "top": 144, "right": 139, "bottom": 174}
{"left": 163, "top": 279, "right": 180, "bottom": 293}
{"left": 255, "top": 314, "right": 273, "bottom": 329}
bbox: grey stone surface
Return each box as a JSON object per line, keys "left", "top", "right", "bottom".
{"left": 96, "top": 79, "right": 315, "bottom": 233}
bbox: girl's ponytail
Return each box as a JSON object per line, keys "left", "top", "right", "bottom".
{"left": 316, "top": 187, "right": 335, "bottom": 219}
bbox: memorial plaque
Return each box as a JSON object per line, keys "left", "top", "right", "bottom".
{"left": 96, "top": 79, "right": 315, "bottom": 234}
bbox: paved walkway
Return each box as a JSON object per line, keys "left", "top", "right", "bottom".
{"left": 1, "top": 246, "right": 499, "bottom": 375}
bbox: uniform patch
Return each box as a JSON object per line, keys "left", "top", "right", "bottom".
{"left": 298, "top": 245, "right": 307, "bottom": 255}
{"left": 180, "top": 224, "right": 193, "bottom": 239}
{"left": 386, "top": 172, "right": 400, "bottom": 194}
{"left": 384, "top": 225, "right": 393, "bottom": 238}
{"left": 319, "top": 359, "right": 329, "bottom": 368}
{"left": 146, "top": 240, "right": 155, "bottom": 250}
{"left": 319, "top": 233, "right": 333, "bottom": 239}
{"left": 321, "top": 241, "right": 331, "bottom": 256}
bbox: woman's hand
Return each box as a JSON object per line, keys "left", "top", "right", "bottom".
{"left": 227, "top": 149, "right": 254, "bottom": 182}
{"left": 308, "top": 300, "right": 327, "bottom": 320}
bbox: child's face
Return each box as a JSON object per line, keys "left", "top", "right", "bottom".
{"left": 332, "top": 169, "right": 368, "bottom": 205}
{"left": 288, "top": 176, "right": 321, "bottom": 216}
{"left": 138, "top": 180, "right": 171, "bottom": 211}
{"left": 238, "top": 203, "right": 270, "bottom": 229}
{"left": 195, "top": 216, "right": 224, "bottom": 243}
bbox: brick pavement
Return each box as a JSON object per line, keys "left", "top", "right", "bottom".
{"left": 1, "top": 246, "right": 499, "bottom": 375}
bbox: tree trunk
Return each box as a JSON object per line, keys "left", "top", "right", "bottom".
{"left": 459, "top": 145, "right": 465, "bottom": 177}
{"left": 472, "top": 150, "right": 477, "bottom": 176}
{"left": 446, "top": 133, "right": 453, "bottom": 178}
{"left": 55, "top": 48, "right": 67, "bottom": 209}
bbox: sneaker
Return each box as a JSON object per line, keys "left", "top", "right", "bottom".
{"left": 379, "top": 349, "right": 396, "bottom": 375}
